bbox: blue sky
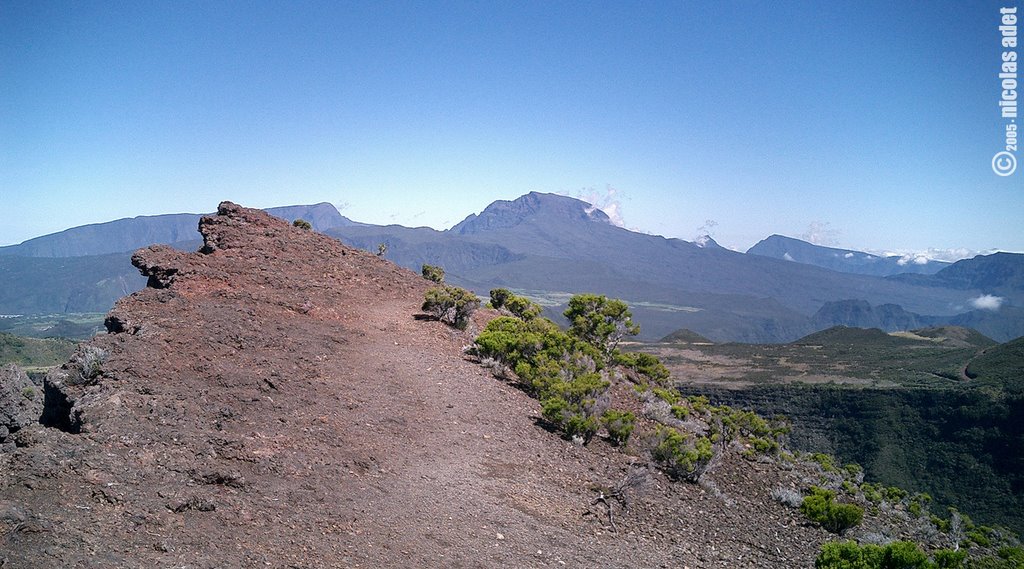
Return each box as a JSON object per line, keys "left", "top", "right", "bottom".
{"left": 1, "top": 1, "right": 1021, "bottom": 257}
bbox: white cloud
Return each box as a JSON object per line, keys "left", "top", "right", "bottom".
{"left": 870, "top": 248, "right": 994, "bottom": 264}
{"left": 969, "top": 294, "right": 1005, "bottom": 311}
{"left": 802, "top": 221, "right": 840, "bottom": 246}
{"left": 573, "top": 185, "right": 626, "bottom": 227}
{"left": 694, "top": 219, "right": 718, "bottom": 246}
{"left": 843, "top": 252, "right": 854, "bottom": 258}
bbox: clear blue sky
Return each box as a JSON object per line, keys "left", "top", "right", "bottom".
{"left": 1, "top": 0, "right": 1021, "bottom": 257}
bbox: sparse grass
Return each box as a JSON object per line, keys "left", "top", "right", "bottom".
{"left": 0, "top": 332, "right": 78, "bottom": 367}
{"left": 69, "top": 345, "right": 108, "bottom": 384}
{"left": 0, "top": 313, "right": 106, "bottom": 340}
{"left": 771, "top": 486, "right": 803, "bottom": 508}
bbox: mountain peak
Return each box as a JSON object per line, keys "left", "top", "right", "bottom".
{"left": 449, "top": 192, "right": 611, "bottom": 235}
{"left": 747, "top": 234, "right": 950, "bottom": 277}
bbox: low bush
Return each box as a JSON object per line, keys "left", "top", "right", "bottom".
{"left": 652, "top": 387, "right": 680, "bottom": 405}
{"left": 474, "top": 307, "right": 609, "bottom": 444}
{"left": 801, "top": 486, "right": 864, "bottom": 534}
{"left": 810, "top": 453, "right": 839, "bottom": 473}
{"left": 422, "top": 286, "right": 480, "bottom": 330}
{"left": 488, "top": 288, "right": 513, "bottom": 309}
{"left": 861, "top": 482, "right": 884, "bottom": 504}
{"left": 421, "top": 264, "right": 445, "bottom": 283}
{"left": 815, "top": 540, "right": 973, "bottom": 569}
{"left": 815, "top": 541, "right": 884, "bottom": 568}
{"left": 542, "top": 396, "right": 601, "bottom": 443}
{"left": 908, "top": 493, "right": 932, "bottom": 518}
{"left": 504, "top": 295, "right": 542, "bottom": 320}
{"left": 602, "top": 409, "right": 635, "bottom": 446}
{"left": 292, "top": 219, "right": 312, "bottom": 230}
{"left": 932, "top": 549, "right": 968, "bottom": 569}
{"left": 614, "top": 351, "right": 670, "bottom": 385}
{"left": 771, "top": 486, "right": 804, "bottom": 508}
{"left": 651, "top": 426, "right": 715, "bottom": 482}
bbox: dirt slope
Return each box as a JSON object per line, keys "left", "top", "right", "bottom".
{"left": 1, "top": 203, "right": 831, "bottom": 568}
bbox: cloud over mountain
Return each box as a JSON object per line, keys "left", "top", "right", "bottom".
{"left": 970, "top": 294, "right": 1006, "bottom": 311}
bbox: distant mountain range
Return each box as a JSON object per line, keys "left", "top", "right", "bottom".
{"left": 2, "top": 193, "right": 1022, "bottom": 342}
{"left": 0, "top": 203, "right": 354, "bottom": 258}
{"left": 747, "top": 234, "right": 950, "bottom": 276}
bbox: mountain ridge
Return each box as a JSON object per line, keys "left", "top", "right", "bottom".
{"left": 0, "top": 202, "right": 355, "bottom": 258}
{"left": 747, "top": 234, "right": 950, "bottom": 277}
{"left": 0, "top": 201, "right": 846, "bottom": 567}
{"left": 4, "top": 192, "right": 1022, "bottom": 342}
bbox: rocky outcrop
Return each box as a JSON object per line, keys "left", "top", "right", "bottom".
{"left": 0, "top": 365, "right": 42, "bottom": 446}
{"left": 131, "top": 245, "right": 188, "bottom": 289}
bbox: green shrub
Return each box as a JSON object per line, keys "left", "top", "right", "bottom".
{"left": 651, "top": 426, "right": 715, "bottom": 482}
{"left": 931, "top": 514, "right": 951, "bottom": 533}
{"left": 21, "top": 386, "right": 35, "bottom": 400}
{"left": 475, "top": 310, "right": 610, "bottom": 444}
{"left": 801, "top": 487, "right": 864, "bottom": 534}
{"left": 843, "top": 463, "right": 864, "bottom": 479}
{"left": 815, "top": 541, "right": 937, "bottom": 569}
{"left": 504, "top": 295, "right": 542, "bottom": 320}
{"left": 687, "top": 394, "right": 709, "bottom": 412}
{"left": 749, "top": 436, "right": 779, "bottom": 454}
{"left": 881, "top": 541, "right": 929, "bottom": 569}
{"left": 292, "top": 219, "right": 312, "bottom": 230}
{"left": 967, "top": 528, "right": 992, "bottom": 548}
{"left": 861, "top": 483, "right": 884, "bottom": 504}
{"left": 474, "top": 316, "right": 551, "bottom": 365}
{"left": 720, "top": 409, "right": 772, "bottom": 439}
{"left": 653, "top": 387, "right": 680, "bottom": 405}
{"left": 421, "top": 264, "right": 445, "bottom": 283}
{"left": 671, "top": 404, "right": 689, "bottom": 420}
{"left": 541, "top": 396, "right": 601, "bottom": 443}
{"left": 992, "top": 547, "right": 1024, "bottom": 568}
{"left": 885, "top": 486, "right": 908, "bottom": 503}
{"left": 421, "top": 286, "right": 480, "bottom": 330}
{"left": 932, "top": 549, "right": 967, "bottom": 569}
{"left": 815, "top": 540, "right": 883, "bottom": 569}
{"left": 810, "top": 453, "right": 839, "bottom": 473}
{"left": 564, "top": 294, "right": 639, "bottom": 358}
{"left": 489, "top": 288, "right": 513, "bottom": 309}
{"left": 613, "top": 351, "right": 670, "bottom": 385}
{"left": 602, "top": 409, "right": 635, "bottom": 446}
{"left": 908, "top": 493, "right": 931, "bottom": 518}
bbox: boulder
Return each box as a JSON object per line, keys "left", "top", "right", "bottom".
{"left": 0, "top": 364, "right": 42, "bottom": 444}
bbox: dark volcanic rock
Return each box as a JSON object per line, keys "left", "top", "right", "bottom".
{"left": 0, "top": 365, "right": 42, "bottom": 445}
